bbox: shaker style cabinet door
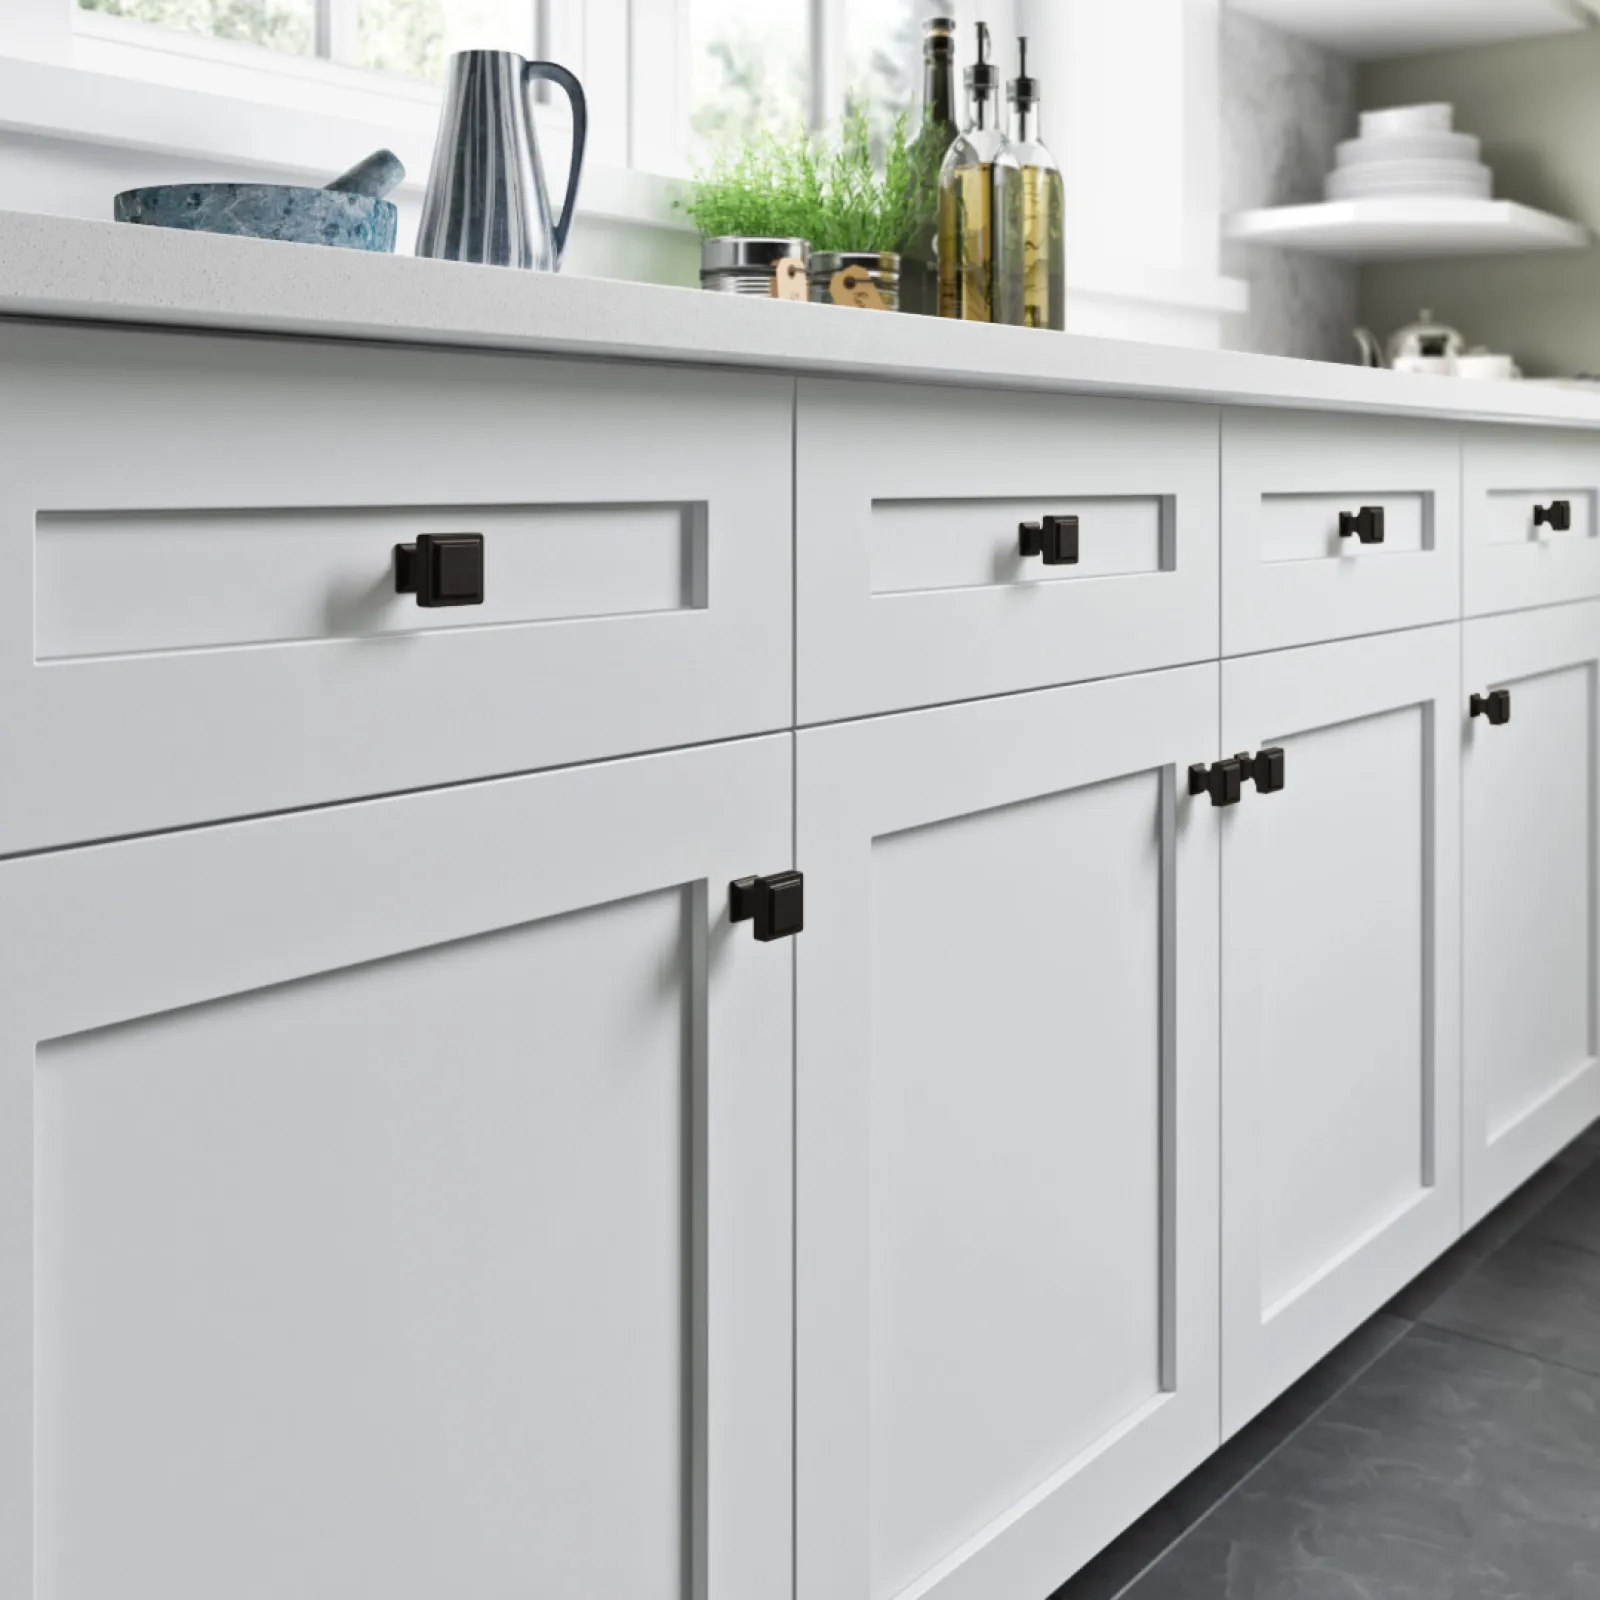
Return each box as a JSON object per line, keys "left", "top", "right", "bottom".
{"left": 1463, "top": 427, "right": 1600, "bottom": 616}
{"left": 1462, "top": 602, "right": 1600, "bottom": 1224}
{"left": 1221, "top": 409, "right": 1460, "bottom": 656}
{"left": 0, "top": 322, "right": 792, "bottom": 852}
{"left": 796, "top": 379, "right": 1219, "bottom": 722}
{"left": 1220, "top": 626, "right": 1462, "bottom": 1434}
{"left": 796, "top": 667, "right": 1220, "bottom": 1600}
{"left": 0, "top": 737, "right": 794, "bottom": 1600}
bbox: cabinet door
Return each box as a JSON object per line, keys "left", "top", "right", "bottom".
{"left": 0, "top": 322, "right": 791, "bottom": 851}
{"left": 1221, "top": 627, "right": 1461, "bottom": 1433}
{"left": 1463, "top": 602, "right": 1600, "bottom": 1224}
{"left": 0, "top": 737, "right": 793, "bottom": 1600}
{"left": 1464, "top": 427, "right": 1600, "bottom": 616}
{"left": 1221, "top": 410, "right": 1460, "bottom": 656}
{"left": 796, "top": 667, "right": 1220, "bottom": 1600}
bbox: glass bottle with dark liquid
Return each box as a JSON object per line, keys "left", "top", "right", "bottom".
{"left": 937, "top": 22, "right": 1018, "bottom": 321}
{"left": 997, "top": 37, "right": 1065, "bottom": 330}
{"left": 899, "top": 17, "right": 959, "bottom": 318}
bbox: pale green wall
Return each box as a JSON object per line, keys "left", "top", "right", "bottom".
{"left": 1360, "top": 29, "right": 1600, "bottom": 377}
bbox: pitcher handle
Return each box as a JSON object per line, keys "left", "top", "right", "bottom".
{"left": 523, "top": 59, "right": 587, "bottom": 269}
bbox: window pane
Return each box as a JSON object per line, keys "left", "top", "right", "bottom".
{"left": 690, "top": 0, "right": 807, "bottom": 152}
{"left": 844, "top": 0, "right": 925, "bottom": 145}
{"left": 357, "top": 0, "right": 535, "bottom": 82}
{"left": 78, "top": 0, "right": 314, "bottom": 55}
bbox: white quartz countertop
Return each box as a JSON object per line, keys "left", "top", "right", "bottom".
{"left": 6, "top": 209, "right": 1600, "bottom": 427}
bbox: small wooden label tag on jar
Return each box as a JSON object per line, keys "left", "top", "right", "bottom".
{"left": 771, "top": 257, "right": 808, "bottom": 301}
{"left": 830, "top": 265, "right": 887, "bottom": 310}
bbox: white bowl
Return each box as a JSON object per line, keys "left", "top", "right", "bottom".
{"left": 1360, "top": 103, "right": 1453, "bottom": 137}
{"left": 1336, "top": 131, "right": 1480, "bottom": 166}
{"left": 1326, "top": 162, "right": 1492, "bottom": 201}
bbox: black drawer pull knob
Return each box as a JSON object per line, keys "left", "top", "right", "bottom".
{"left": 1234, "top": 746, "right": 1286, "bottom": 794}
{"left": 1018, "top": 514, "right": 1080, "bottom": 565}
{"left": 730, "top": 871, "right": 804, "bottom": 941}
{"left": 1338, "top": 506, "right": 1386, "bottom": 544}
{"left": 1188, "top": 758, "right": 1244, "bottom": 808}
{"left": 1470, "top": 688, "right": 1512, "bottom": 726}
{"left": 395, "top": 532, "right": 485, "bottom": 607}
{"left": 1534, "top": 499, "right": 1572, "bottom": 532}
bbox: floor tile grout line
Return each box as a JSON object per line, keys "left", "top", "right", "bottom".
{"left": 1413, "top": 1320, "right": 1600, "bottom": 1385}
{"left": 1101, "top": 1318, "right": 1411, "bottom": 1600}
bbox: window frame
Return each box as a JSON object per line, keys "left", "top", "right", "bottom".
{"left": 22, "top": 0, "right": 1011, "bottom": 177}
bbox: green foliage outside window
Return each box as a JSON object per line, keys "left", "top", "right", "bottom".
{"left": 80, "top": 0, "right": 314, "bottom": 55}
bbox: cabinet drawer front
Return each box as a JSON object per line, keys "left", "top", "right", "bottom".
{"left": 1464, "top": 427, "right": 1600, "bottom": 615}
{"left": 1220, "top": 626, "right": 1462, "bottom": 1433}
{"left": 0, "top": 324, "right": 791, "bottom": 852}
{"left": 1222, "top": 410, "right": 1460, "bottom": 654}
{"left": 797, "top": 667, "right": 1220, "bottom": 1599}
{"left": 797, "top": 380, "right": 1219, "bottom": 722}
{"left": 1462, "top": 603, "right": 1600, "bottom": 1223}
{"left": 0, "top": 735, "right": 793, "bottom": 1600}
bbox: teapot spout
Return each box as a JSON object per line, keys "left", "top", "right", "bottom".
{"left": 1353, "top": 328, "right": 1384, "bottom": 368}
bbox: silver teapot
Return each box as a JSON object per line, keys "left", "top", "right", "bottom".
{"left": 1353, "top": 309, "right": 1466, "bottom": 373}
{"left": 416, "top": 49, "right": 587, "bottom": 270}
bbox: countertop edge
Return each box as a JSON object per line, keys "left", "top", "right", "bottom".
{"left": 5, "top": 210, "right": 1600, "bottom": 429}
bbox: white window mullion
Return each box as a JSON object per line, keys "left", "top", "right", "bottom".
{"left": 810, "top": 0, "right": 845, "bottom": 130}
{"left": 627, "top": 0, "right": 685, "bottom": 172}
{"left": 318, "top": 0, "right": 360, "bottom": 65}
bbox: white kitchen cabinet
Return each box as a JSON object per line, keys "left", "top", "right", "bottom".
{"left": 0, "top": 736, "right": 794, "bottom": 1600}
{"left": 0, "top": 322, "right": 792, "bottom": 852}
{"left": 1462, "top": 602, "right": 1600, "bottom": 1225}
{"left": 795, "top": 666, "right": 1220, "bottom": 1600}
{"left": 796, "top": 380, "right": 1219, "bottom": 723}
{"left": 1219, "top": 626, "right": 1462, "bottom": 1433}
{"left": 1221, "top": 410, "right": 1460, "bottom": 655}
{"left": 1463, "top": 427, "right": 1600, "bottom": 617}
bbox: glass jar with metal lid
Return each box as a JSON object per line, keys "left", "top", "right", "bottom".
{"left": 699, "top": 237, "right": 812, "bottom": 294}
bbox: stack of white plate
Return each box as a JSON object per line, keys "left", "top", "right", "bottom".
{"left": 1325, "top": 103, "right": 1492, "bottom": 202}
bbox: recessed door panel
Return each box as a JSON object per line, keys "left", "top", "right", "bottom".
{"left": 0, "top": 736, "right": 794, "bottom": 1600}
{"left": 1463, "top": 602, "right": 1600, "bottom": 1222}
{"left": 798, "top": 666, "right": 1219, "bottom": 1600}
{"left": 1222, "top": 409, "right": 1460, "bottom": 654}
{"left": 798, "top": 380, "right": 1218, "bottom": 721}
{"left": 1464, "top": 429, "right": 1600, "bottom": 615}
{"left": 0, "top": 323, "right": 790, "bottom": 851}
{"left": 1221, "top": 627, "right": 1461, "bottom": 1434}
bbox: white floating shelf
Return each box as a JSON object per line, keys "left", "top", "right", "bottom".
{"left": 1229, "top": 0, "right": 1599, "bottom": 59}
{"left": 1227, "top": 198, "right": 1590, "bottom": 261}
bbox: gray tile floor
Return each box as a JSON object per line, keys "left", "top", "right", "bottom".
{"left": 1054, "top": 1122, "right": 1600, "bottom": 1600}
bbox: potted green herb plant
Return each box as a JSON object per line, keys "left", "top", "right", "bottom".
{"left": 804, "top": 109, "right": 937, "bottom": 311}
{"left": 684, "top": 134, "right": 821, "bottom": 297}
{"left": 683, "top": 109, "right": 938, "bottom": 309}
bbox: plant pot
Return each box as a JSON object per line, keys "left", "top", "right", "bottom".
{"left": 808, "top": 251, "right": 901, "bottom": 311}
{"left": 699, "top": 237, "right": 812, "bottom": 295}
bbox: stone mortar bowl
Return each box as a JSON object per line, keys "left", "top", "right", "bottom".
{"left": 114, "top": 150, "right": 403, "bottom": 253}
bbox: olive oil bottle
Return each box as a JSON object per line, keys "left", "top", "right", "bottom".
{"left": 937, "top": 22, "right": 1018, "bottom": 321}
{"left": 997, "top": 37, "right": 1065, "bottom": 330}
{"left": 899, "top": 17, "right": 959, "bottom": 318}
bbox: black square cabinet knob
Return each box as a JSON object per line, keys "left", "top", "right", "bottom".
{"left": 1338, "top": 506, "right": 1386, "bottom": 544}
{"left": 1018, "top": 514, "right": 1081, "bottom": 565}
{"left": 730, "top": 871, "right": 804, "bottom": 941}
{"left": 1470, "top": 688, "right": 1512, "bottom": 726}
{"left": 1188, "top": 758, "right": 1243, "bottom": 807}
{"left": 395, "top": 533, "right": 485, "bottom": 607}
{"left": 1534, "top": 499, "right": 1572, "bottom": 532}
